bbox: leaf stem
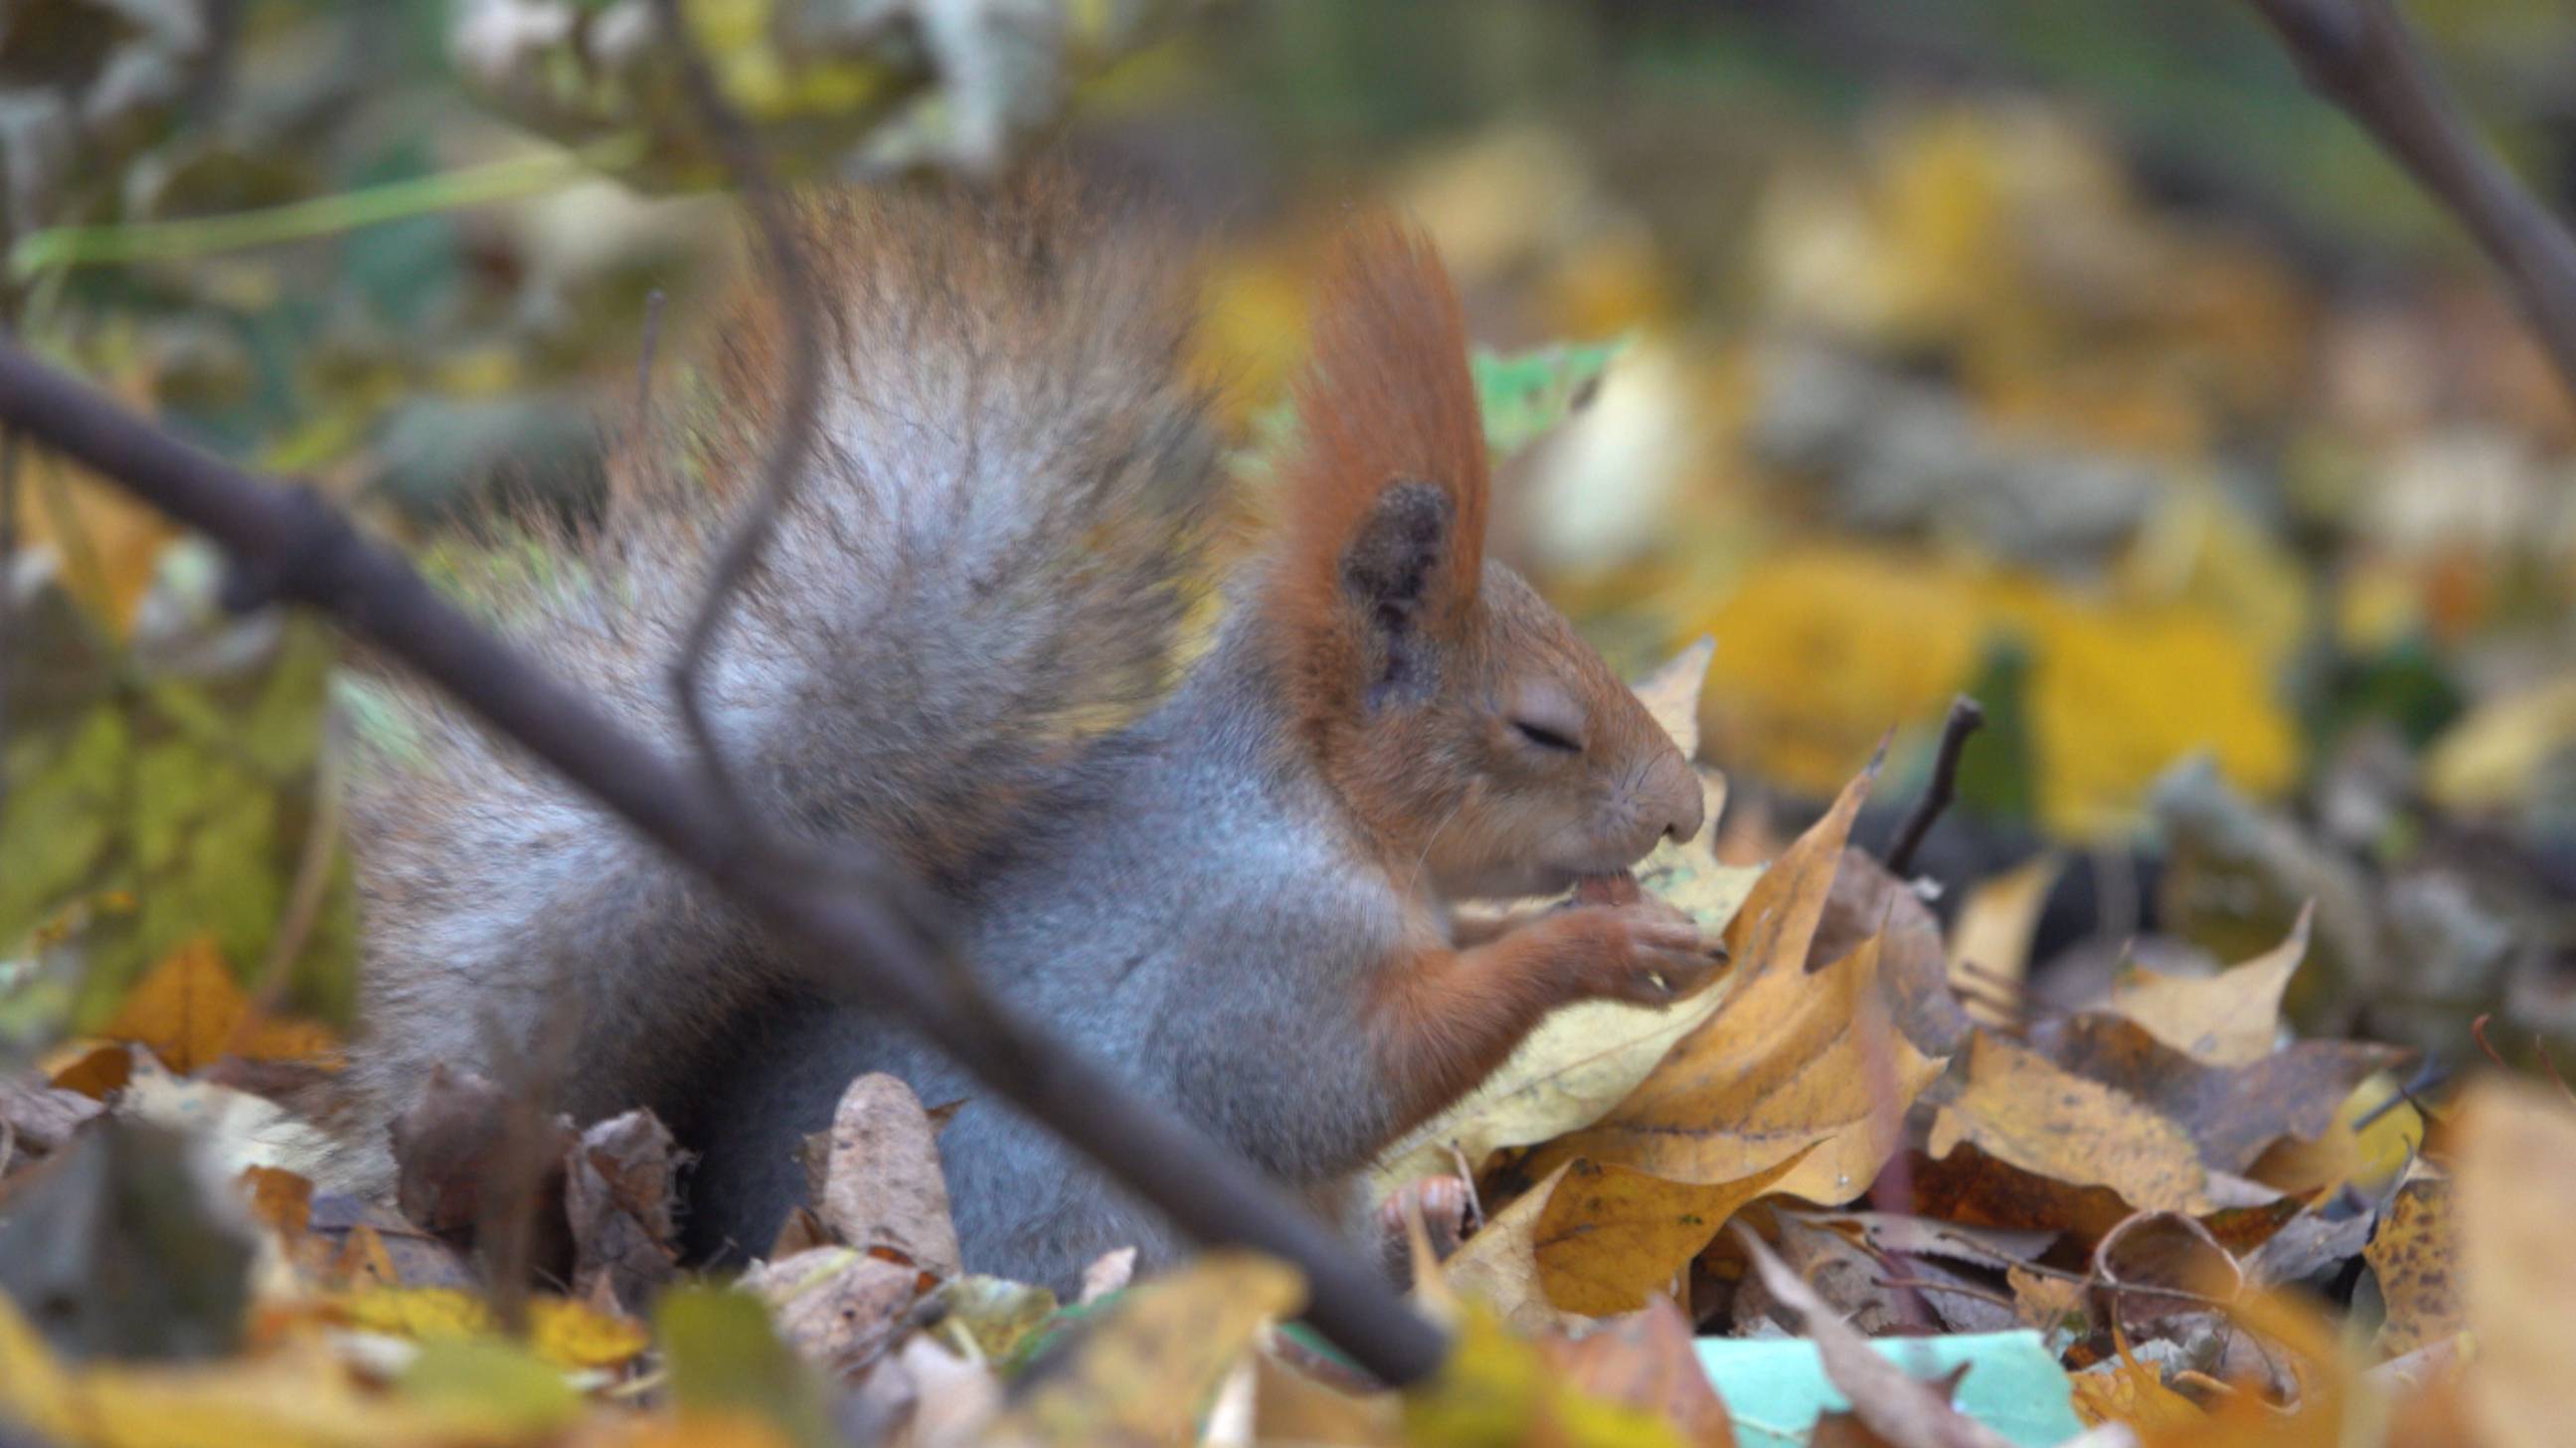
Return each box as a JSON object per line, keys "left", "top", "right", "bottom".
{"left": 7, "top": 136, "right": 647, "bottom": 280}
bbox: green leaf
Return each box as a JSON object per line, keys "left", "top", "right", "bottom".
{"left": 1469, "top": 337, "right": 1628, "bottom": 458}
{"left": 655, "top": 1285, "right": 839, "bottom": 1448}
{"left": 1, "top": 562, "right": 359, "bottom": 1042}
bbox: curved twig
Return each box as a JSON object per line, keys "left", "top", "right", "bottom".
{"left": 2245, "top": 0, "right": 2576, "bottom": 395}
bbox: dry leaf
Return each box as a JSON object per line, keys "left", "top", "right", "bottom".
{"left": 1376, "top": 866, "right": 1760, "bottom": 1187}
{"left": 388, "top": 1064, "right": 573, "bottom": 1243}
{"left": 1633, "top": 635, "right": 1716, "bottom": 759}
{"left": 741, "top": 1248, "right": 926, "bottom": 1381}
{"left": 1537, "top": 767, "right": 1946, "bottom": 1207}
{"left": 1443, "top": 1163, "right": 1583, "bottom": 1334}
{"left": 2365, "top": 1165, "right": 2457, "bottom": 1358}
{"left": 96, "top": 937, "right": 339, "bottom": 1076}
{"left": 2068, "top": 1340, "right": 2204, "bottom": 1434}
{"left": 1736, "top": 1226, "right": 2012, "bottom": 1448}
{"left": 1533, "top": 1148, "right": 1812, "bottom": 1316}
{"left": 1537, "top": 1297, "right": 1737, "bottom": 1447}
{"left": 806, "top": 1073, "right": 961, "bottom": 1281}
{"left": 2110, "top": 905, "right": 2311, "bottom": 1065}
{"left": 1928, "top": 1031, "right": 2213, "bottom": 1214}
{"left": 2452, "top": 1081, "right": 2576, "bottom": 1448}
{"left": 2023, "top": 1013, "right": 2407, "bottom": 1174}
{"left": 985, "top": 1250, "right": 1301, "bottom": 1445}
{"left": 566, "top": 1108, "right": 684, "bottom": 1312}
{"left": 1946, "top": 853, "right": 2062, "bottom": 1027}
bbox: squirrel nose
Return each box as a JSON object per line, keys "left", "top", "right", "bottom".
{"left": 1651, "top": 754, "right": 1705, "bottom": 844}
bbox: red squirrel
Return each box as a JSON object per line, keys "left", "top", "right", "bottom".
{"left": 340, "top": 180, "right": 1718, "bottom": 1288}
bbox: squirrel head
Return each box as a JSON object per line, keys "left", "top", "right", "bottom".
{"left": 1262, "top": 219, "right": 1704, "bottom": 900}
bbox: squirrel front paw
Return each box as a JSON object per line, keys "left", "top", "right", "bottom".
{"left": 1553, "top": 899, "right": 1729, "bottom": 1006}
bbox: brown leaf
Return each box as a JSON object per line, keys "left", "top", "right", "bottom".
{"left": 1533, "top": 1148, "right": 1811, "bottom": 1316}
{"left": 2006, "top": 1266, "right": 2089, "bottom": 1334}
{"left": 809, "top": 1073, "right": 962, "bottom": 1281}
{"left": 1811, "top": 849, "right": 1971, "bottom": 1058}
{"left": 0, "top": 1071, "right": 104, "bottom": 1165}
{"left": 2068, "top": 1345, "right": 2205, "bottom": 1434}
{"left": 2110, "top": 905, "right": 2312, "bottom": 1065}
{"left": 1928, "top": 1031, "right": 2213, "bottom": 1214}
{"left": 566, "top": 1107, "right": 684, "bottom": 1312}
{"left": 388, "top": 1063, "right": 572, "bottom": 1244}
{"left": 2092, "top": 1210, "right": 2241, "bottom": 1335}
{"left": 1945, "top": 854, "right": 2063, "bottom": 1028}
{"left": 742, "top": 1247, "right": 928, "bottom": 1381}
{"left": 1736, "top": 1226, "right": 2012, "bottom": 1448}
{"left": 2024, "top": 1013, "right": 2408, "bottom": 1173}
{"left": 46, "top": 1042, "right": 133, "bottom": 1100}
{"left": 2366, "top": 1165, "right": 2458, "bottom": 1359}
{"left": 1905, "top": 1142, "right": 2140, "bottom": 1249}
{"left": 1542, "top": 776, "right": 1948, "bottom": 1206}
{"left": 1444, "top": 1162, "right": 1582, "bottom": 1333}
{"left": 1537, "top": 1296, "right": 1737, "bottom": 1447}
{"left": 95, "top": 937, "right": 338, "bottom": 1077}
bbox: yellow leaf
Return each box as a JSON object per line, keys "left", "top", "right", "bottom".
{"left": 1946, "top": 853, "right": 2062, "bottom": 1027}
{"left": 2366, "top": 1165, "right": 2459, "bottom": 1358}
{"left": 1537, "top": 769, "right": 1947, "bottom": 1206}
{"left": 2069, "top": 1336, "right": 2205, "bottom": 1433}
{"left": 1402, "top": 1305, "right": 1687, "bottom": 1448}
{"left": 988, "top": 1251, "right": 1302, "bottom": 1445}
{"left": 1533, "top": 1148, "right": 1812, "bottom": 1317}
{"left": 2424, "top": 676, "right": 2576, "bottom": 812}
{"left": 336, "top": 1288, "right": 647, "bottom": 1369}
{"left": 1376, "top": 859, "right": 1760, "bottom": 1188}
{"left": 1926, "top": 1032, "right": 2212, "bottom": 1214}
{"left": 97, "top": 936, "right": 340, "bottom": 1076}
{"left": 14, "top": 452, "right": 175, "bottom": 631}
{"left": 1694, "top": 547, "right": 1982, "bottom": 800}
{"left": 2111, "top": 905, "right": 2310, "bottom": 1065}
{"left": 1443, "top": 1163, "right": 1583, "bottom": 1335}
{"left": 0, "top": 1291, "right": 576, "bottom": 1448}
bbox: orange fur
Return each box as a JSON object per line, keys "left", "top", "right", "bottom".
{"left": 1266, "top": 218, "right": 1489, "bottom": 719}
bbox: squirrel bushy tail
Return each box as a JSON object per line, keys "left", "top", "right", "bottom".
{"left": 340, "top": 181, "right": 1224, "bottom": 1162}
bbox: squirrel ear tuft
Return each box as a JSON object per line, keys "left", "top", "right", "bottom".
{"left": 1281, "top": 218, "right": 1487, "bottom": 634}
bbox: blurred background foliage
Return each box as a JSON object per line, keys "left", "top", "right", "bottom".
{"left": 4, "top": 0, "right": 2574, "bottom": 1062}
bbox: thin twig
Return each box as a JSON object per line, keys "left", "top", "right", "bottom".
{"left": 221, "top": 734, "right": 346, "bottom": 1065}
{"left": 1884, "top": 696, "right": 1984, "bottom": 877}
{"left": 633, "top": 287, "right": 668, "bottom": 419}
{"left": 1872, "top": 1275, "right": 2017, "bottom": 1316}
{"left": 0, "top": 337, "right": 1450, "bottom": 1386}
{"left": 2244, "top": 0, "right": 2576, "bottom": 395}
{"left": 1, "top": 426, "right": 18, "bottom": 824}
{"left": 644, "top": 0, "right": 828, "bottom": 816}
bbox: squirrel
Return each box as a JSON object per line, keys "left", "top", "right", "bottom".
{"left": 339, "top": 179, "right": 1718, "bottom": 1290}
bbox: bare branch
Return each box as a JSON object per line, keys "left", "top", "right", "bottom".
{"left": 1884, "top": 695, "right": 1985, "bottom": 878}
{"left": 643, "top": 0, "right": 831, "bottom": 813}
{"left": 2245, "top": 0, "right": 2576, "bottom": 395}
{"left": 0, "top": 338, "right": 1451, "bottom": 1385}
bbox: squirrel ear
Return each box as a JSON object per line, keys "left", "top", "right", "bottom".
{"left": 1280, "top": 218, "right": 1488, "bottom": 638}
{"left": 1338, "top": 475, "right": 1457, "bottom": 707}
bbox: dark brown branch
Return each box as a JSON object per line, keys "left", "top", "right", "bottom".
{"left": 0, "top": 339, "right": 1450, "bottom": 1386}
{"left": 1883, "top": 695, "right": 1984, "bottom": 877}
{"left": 643, "top": 0, "right": 831, "bottom": 812}
{"left": 2245, "top": 0, "right": 2576, "bottom": 394}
